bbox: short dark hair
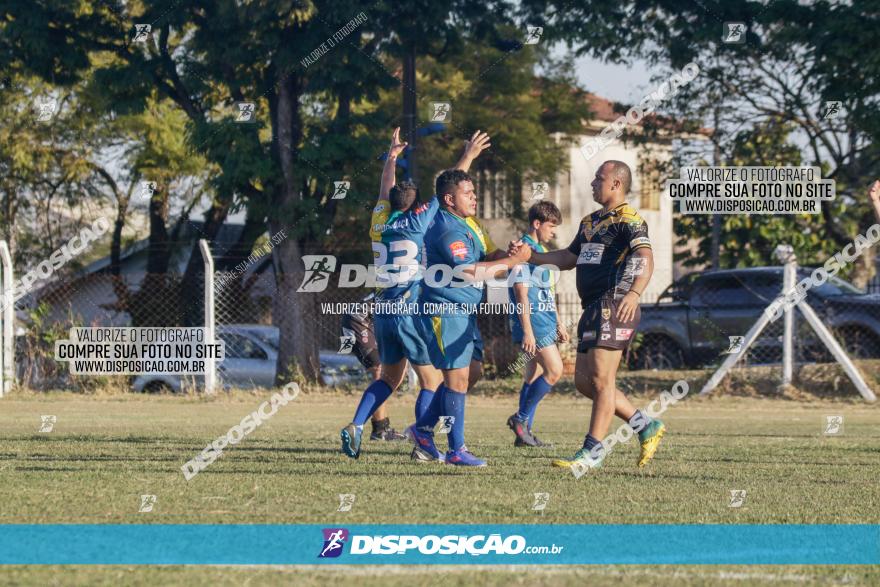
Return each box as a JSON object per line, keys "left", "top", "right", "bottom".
{"left": 528, "top": 201, "right": 562, "bottom": 225}
{"left": 604, "top": 160, "right": 632, "bottom": 194}
{"left": 435, "top": 169, "right": 473, "bottom": 204}
{"left": 389, "top": 180, "right": 419, "bottom": 211}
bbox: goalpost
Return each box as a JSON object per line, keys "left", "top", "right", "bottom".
{"left": 699, "top": 245, "right": 876, "bottom": 402}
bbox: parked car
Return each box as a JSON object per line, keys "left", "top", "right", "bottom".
{"left": 628, "top": 268, "right": 880, "bottom": 370}
{"left": 132, "top": 324, "right": 369, "bottom": 392}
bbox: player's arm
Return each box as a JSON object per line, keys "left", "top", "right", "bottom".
{"left": 513, "top": 279, "right": 536, "bottom": 355}
{"left": 869, "top": 180, "right": 880, "bottom": 224}
{"left": 516, "top": 247, "right": 577, "bottom": 271}
{"left": 617, "top": 247, "right": 654, "bottom": 323}
{"left": 454, "top": 130, "right": 491, "bottom": 172}
{"left": 378, "top": 127, "right": 408, "bottom": 201}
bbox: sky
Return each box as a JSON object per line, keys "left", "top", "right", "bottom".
{"left": 571, "top": 54, "right": 656, "bottom": 104}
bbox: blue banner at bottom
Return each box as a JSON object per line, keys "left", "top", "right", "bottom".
{"left": 1, "top": 524, "right": 877, "bottom": 565}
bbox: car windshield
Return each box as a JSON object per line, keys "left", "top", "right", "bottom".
{"left": 798, "top": 272, "right": 864, "bottom": 297}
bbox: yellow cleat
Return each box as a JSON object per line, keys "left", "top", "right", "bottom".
{"left": 638, "top": 420, "right": 666, "bottom": 467}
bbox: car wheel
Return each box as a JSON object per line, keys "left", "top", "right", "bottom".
{"left": 629, "top": 335, "right": 685, "bottom": 370}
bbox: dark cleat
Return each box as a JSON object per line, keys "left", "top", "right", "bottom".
{"left": 507, "top": 414, "right": 540, "bottom": 447}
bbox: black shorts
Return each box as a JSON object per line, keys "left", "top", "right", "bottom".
{"left": 576, "top": 294, "right": 640, "bottom": 353}
{"left": 341, "top": 313, "right": 379, "bottom": 370}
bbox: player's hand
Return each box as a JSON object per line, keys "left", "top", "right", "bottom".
{"left": 522, "top": 331, "right": 537, "bottom": 357}
{"left": 462, "top": 130, "right": 491, "bottom": 161}
{"left": 616, "top": 291, "right": 640, "bottom": 323}
{"left": 389, "top": 127, "right": 408, "bottom": 159}
{"left": 511, "top": 242, "right": 532, "bottom": 263}
{"left": 556, "top": 322, "right": 570, "bottom": 343}
{"left": 507, "top": 240, "right": 523, "bottom": 256}
{"left": 869, "top": 180, "right": 880, "bottom": 204}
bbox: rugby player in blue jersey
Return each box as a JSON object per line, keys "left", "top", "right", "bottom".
{"left": 340, "top": 128, "right": 491, "bottom": 459}
{"left": 507, "top": 201, "right": 568, "bottom": 448}
{"left": 407, "top": 169, "right": 531, "bottom": 467}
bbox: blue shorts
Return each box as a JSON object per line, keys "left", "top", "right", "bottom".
{"left": 374, "top": 311, "right": 432, "bottom": 366}
{"left": 421, "top": 313, "right": 479, "bottom": 370}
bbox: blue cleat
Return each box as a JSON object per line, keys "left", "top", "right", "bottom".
{"left": 445, "top": 446, "right": 487, "bottom": 467}
{"left": 340, "top": 424, "right": 362, "bottom": 459}
{"left": 406, "top": 424, "right": 443, "bottom": 461}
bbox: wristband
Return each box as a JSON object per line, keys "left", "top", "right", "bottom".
{"left": 629, "top": 289, "right": 643, "bottom": 297}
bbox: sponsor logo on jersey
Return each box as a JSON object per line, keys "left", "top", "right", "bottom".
{"left": 615, "top": 328, "right": 633, "bottom": 340}
{"left": 630, "top": 237, "right": 651, "bottom": 249}
{"left": 577, "top": 243, "right": 604, "bottom": 264}
{"left": 449, "top": 240, "right": 468, "bottom": 260}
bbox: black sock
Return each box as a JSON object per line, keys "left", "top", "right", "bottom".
{"left": 371, "top": 417, "right": 389, "bottom": 432}
{"left": 582, "top": 433, "right": 602, "bottom": 452}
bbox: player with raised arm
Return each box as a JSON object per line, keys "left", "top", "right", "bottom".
{"left": 510, "top": 160, "right": 665, "bottom": 473}
{"left": 340, "top": 129, "right": 490, "bottom": 459}
{"left": 507, "top": 201, "right": 568, "bottom": 448}
{"left": 406, "top": 167, "right": 531, "bottom": 467}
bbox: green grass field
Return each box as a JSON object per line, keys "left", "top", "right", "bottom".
{"left": 1, "top": 375, "right": 878, "bottom": 585}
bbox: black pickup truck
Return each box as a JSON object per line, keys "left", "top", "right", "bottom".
{"left": 628, "top": 267, "right": 880, "bottom": 369}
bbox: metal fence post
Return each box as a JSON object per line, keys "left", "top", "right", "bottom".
{"left": 199, "top": 240, "right": 216, "bottom": 395}
{"left": 0, "top": 242, "right": 12, "bottom": 396}
{"left": 776, "top": 245, "right": 796, "bottom": 386}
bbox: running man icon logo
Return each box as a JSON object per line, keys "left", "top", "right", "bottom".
{"left": 139, "top": 494, "right": 157, "bottom": 513}
{"left": 332, "top": 181, "right": 350, "bottom": 200}
{"left": 824, "top": 415, "right": 844, "bottom": 435}
{"left": 438, "top": 416, "right": 455, "bottom": 434}
{"left": 39, "top": 415, "right": 56, "bottom": 433}
{"left": 822, "top": 101, "right": 843, "bottom": 120}
{"left": 235, "top": 102, "right": 256, "bottom": 123}
{"left": 338, "top": 332, "right": 356, "bottom": 354}
{"left": 723, "top": 22, "right": 746, "bottom": 44}
{"left": 139, "top": 180, "right": 157, "bottom": 201}
{"left": 35, "top": 98, "right": 57, "bottom": 122}
{"left": 431, "top": 102, "right": 451, "bottom": 123}
{"left": 337, "top": 494, "right": 356, "bottom": 512}
{"left": 724, "top": 336, "right": 745, "bottom": 355}
{"left": 524, "top": 26, "right": 543, "bottom": 45}
{"left": 318, "top": 528, "right": 349, "bottom": 558}
{"left": 532, "top": 492, "right": 550, "bottom": 511}
{"left": 132, "top": 24, "right": 151, "bottom": 42}
{"left": 728, "top": 490, "right": 746, "bottom": 508}
{"left": 531, "top": 182, "right": 549, "bottom": 200}
{"left": 297, "top": 255, "right": 337, "bottom": 292}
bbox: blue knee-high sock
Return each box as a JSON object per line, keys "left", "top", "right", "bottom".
{"left": 516, "top": 382, "right": 531, "bottom": 421}
{"left": 352, "top": 380, "right": 393, "bottom": 426}
{"left": 415, "top": 388, "right": 435, "bottom": 420}
{"left": 415, "top": 384, "right": 446, "bottom": 430}
{"left": 521, "top": 376, "right": 553, "bottom": 429}
{"left": 443, "top": 390, "right": 467, "bottom": 452}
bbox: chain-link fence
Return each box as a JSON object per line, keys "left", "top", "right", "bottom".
{"left": 9, "top": 237, "right": 880, "bottom": 397}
